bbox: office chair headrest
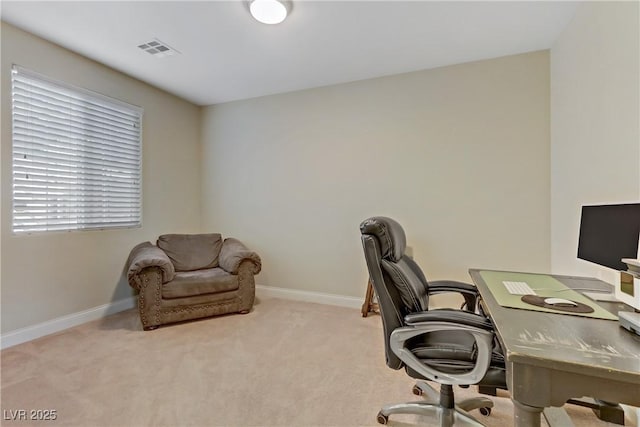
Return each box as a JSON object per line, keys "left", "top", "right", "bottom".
{"left": 360, "top": 217, "right": 407, "bottom": 262}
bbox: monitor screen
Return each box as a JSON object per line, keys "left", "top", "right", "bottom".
{"left": 577, "top": 203, "right": 640, "bottom": 271}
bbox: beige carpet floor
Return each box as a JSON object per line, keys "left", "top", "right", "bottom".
{"left": 0, "top": 296, "right": 633, "bottom": 427}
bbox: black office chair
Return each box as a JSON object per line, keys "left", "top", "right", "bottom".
{"left": 360, "top": 216, "right": 506, "bottom": 426}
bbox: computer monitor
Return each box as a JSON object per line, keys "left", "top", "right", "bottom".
{"left": 577, "top": 203, "right": 640, "bottom": 271}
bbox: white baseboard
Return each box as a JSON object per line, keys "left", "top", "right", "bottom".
{"left": 256, "top": 285, "right": 362, "bottom": 309}
{"left": 621, "top": 405, "right": 639, "bottom": 426}
{"left": 1, "top": 296, "right": 136, "bottom": 350}
{"left": 2, "top": 287, "right": 362, "bottom": 349}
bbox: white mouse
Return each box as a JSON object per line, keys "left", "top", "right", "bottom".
{"left": 544, "top": 297, "right": 578, "bottom": 307}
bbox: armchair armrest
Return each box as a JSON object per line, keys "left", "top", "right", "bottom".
{"left": 126, "top": 242, "right": 175, "bottom": 289}
{"left": 390, "top": 308, "right": 494, "bottom": 385}
{"left": 219, "top": 238, "right": 261, "bottom": 275}
{"left": 428, "top": 280, "right": 478, "bottom": 311}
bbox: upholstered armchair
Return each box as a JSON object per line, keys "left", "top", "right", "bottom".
{"left": 126, "top": 233, "right": 261, "bottom": 330}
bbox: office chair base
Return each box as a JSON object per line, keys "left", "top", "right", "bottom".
{"left": 379, "top": 381, "right": 494, "bottom": 426}
{"left": 413, "top": 380, "right": 441, "bottom": 400}
{"left": 377, "top": 401, "right": 489, "bottom": 426}
{"left": 413, "top": 381, "right": 493, "bottom": 414}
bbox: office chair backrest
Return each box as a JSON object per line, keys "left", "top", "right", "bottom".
{"left": 360, "top": 216, "right": 431, "bottom": 370}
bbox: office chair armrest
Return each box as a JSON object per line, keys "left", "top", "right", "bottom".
{"left": 428, "top": 280, "right": 477, "bottom": 294}
{"left": 404, "top": 308, "right": 493, "bottom": 329}
{"left": 428, "top": 280, "right": 478, "bottom": 311}
{"left": 391, "top": 311, "right": 494, "bottom": 385}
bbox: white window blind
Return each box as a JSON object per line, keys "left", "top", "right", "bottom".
{"left": 11, "top": 66, "right": 143, "bottom": 233}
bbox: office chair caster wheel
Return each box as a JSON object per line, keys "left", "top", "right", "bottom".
{"left": 479, "top": 407, "right": 491, "bottom": 416}
{"left": 377, "top": 412, "right": 389, "bottom": 424}
{"left": 412, "top": 385, "right": 423, "bottom": 396}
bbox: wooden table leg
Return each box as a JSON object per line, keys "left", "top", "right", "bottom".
{"left": 361, "top": 279, "right": 379, "bottom": 317}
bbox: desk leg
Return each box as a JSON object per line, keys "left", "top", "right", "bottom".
{"left": 513, "top": 400, "right": 543, "bottom": 427}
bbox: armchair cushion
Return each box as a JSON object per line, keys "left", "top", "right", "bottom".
{"left": 219, "top": 238, "right": 262, "bottom": 274}
{"left": 157, "top": 233, "right": 222, "bottom": 271}
{"left": 162, "top": 268, "right": 239, "bottom": 299}
{"left": 127, "top": 242, "right": 176, "bottom": 288}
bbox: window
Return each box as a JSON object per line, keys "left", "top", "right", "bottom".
{"left": 11, "top": 66, "right": 142, "bottom": 233}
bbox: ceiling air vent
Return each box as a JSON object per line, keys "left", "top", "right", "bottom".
{"left": 137, "top": 39, "right": 180, "bottom": 58}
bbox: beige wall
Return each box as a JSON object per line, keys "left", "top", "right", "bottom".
{"left": 0, "top": 23, "right": 203, "bottom": 333}
{"left": 550, "top": 2, "right": 640, "bottom": 280}
{"left": 202, "top": 51, "right": 551, "bottom": 303}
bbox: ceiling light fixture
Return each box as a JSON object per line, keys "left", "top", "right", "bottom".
{"left": 249, "top": 0, "right": 290, "bottom": 25}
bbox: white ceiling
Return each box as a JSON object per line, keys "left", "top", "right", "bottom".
{"left": 1, "top": 1, "right": 579, "bottom": 106}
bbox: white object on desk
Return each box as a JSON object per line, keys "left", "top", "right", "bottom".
{"left": 503, "top": 281, "right": 536, "bottom": 295}
{"left": 618, "top": 311, "right": 640, "bottom": 336}
{"left": 544, "top": 297, "right": 578, "bottom": 307}
{"left": 582, "top": 291, "right": 619, "bottom": 302}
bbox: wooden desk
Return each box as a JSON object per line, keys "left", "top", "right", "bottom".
{"left": 469, "top": 269, "right": 640, "bottom": 427}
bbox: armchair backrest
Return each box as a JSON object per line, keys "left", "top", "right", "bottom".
{"left": 157, "top": 233, "right": 223, "bottom": 271}
{"left": 359, "top": 217, "right": 432, "bottom": 369}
